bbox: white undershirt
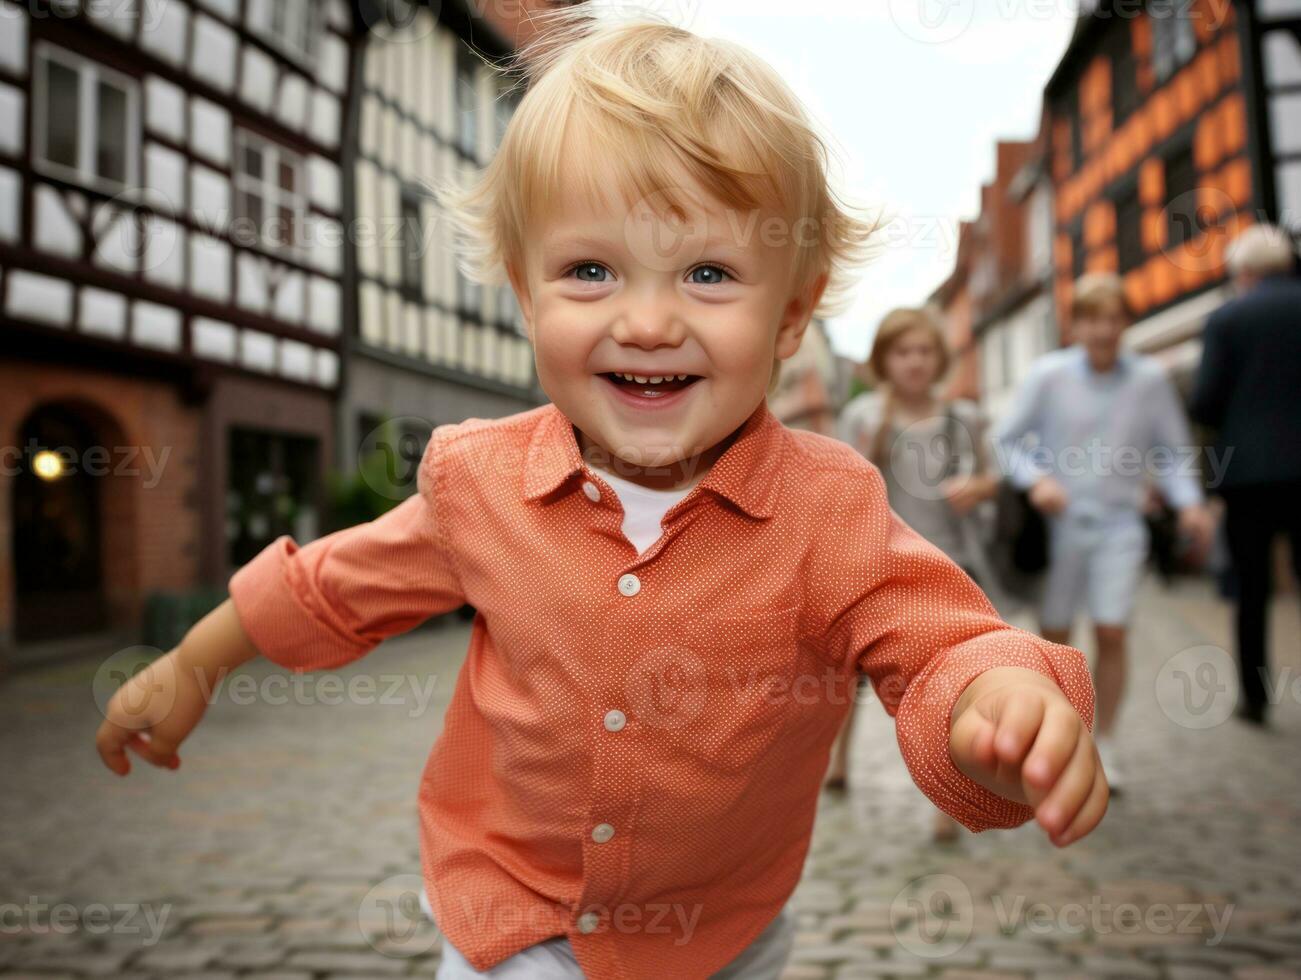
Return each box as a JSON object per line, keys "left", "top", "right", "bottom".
{"left": 594, "top": 468, "right": 701, "bottom": 554}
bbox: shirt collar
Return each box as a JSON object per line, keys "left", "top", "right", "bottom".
{"left": 1073, "top": 344, "right": 1133, "bottom": 377}
{"left": 522, "top": 400, "right": 784, "bottom": 520}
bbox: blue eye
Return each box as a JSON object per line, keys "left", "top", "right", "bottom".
{"left": 572, "top": 262, "right": 610, "bottom": 282}
{"left": 689, "top": 264, "right": 730, "bottom": 285}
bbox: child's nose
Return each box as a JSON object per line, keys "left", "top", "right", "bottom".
{"left": 610, "top": 296, "right": 688, "bottom": 349}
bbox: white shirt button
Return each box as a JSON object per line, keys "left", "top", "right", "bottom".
{"left": 577, "top": 911, "right": 600, "bottom": 934}
{"left": 603, "top": 709, "right": 626, "bottom": 732}
{"left": 617, "top": 573, "right": 641, "bottom": 597}
{"left": 582, "top": 480, "right": 600, "bottom": 502}
{"left": 591, "top": 822, "right": 615, "bottom": 843}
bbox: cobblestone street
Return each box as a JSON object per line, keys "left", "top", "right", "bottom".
{"left": 2, "top": 577, "right": 1299, "bottom": 979}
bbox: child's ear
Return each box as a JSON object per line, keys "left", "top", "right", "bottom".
{"left": 775, "top": 272, "right": 829, "bottom": 359}
{"left": 506, "top": 260, "right": 535, "bottom": 343}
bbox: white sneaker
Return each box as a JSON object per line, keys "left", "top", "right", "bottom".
{"left": 1095, "top": 736, "right": 1124, "bottom": 795}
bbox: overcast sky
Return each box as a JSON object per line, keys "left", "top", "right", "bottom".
{"left": 591, "top": 0, "right": 1079, "bottom": 362}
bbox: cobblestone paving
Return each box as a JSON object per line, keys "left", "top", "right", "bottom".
{"left": 1, "top": 578, "right": 1298, "bottom": 979}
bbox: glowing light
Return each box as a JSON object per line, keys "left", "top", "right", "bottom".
{"left": 32, "top": 450, "right": 67, "bottom": 481}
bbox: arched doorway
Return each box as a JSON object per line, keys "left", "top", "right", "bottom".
{"left": 12, "top": 403, "right": 111, "bottom": 641}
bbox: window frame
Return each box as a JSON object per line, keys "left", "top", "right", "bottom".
{"left": 1070, "top": 220, "right": 1087, "bottom": 280}
{"left": 1109, "top": 23, "right": 1140, "bottom": 125}
{"left": 249, "top": 0, "right": 319, "bottom": 66}
{"left": 1164, "top": 143, "right": 1200, "bottom": 249}
{"left": 233, "top": 128, "right": 307, "bottom": 257}
{"left": 456, "top": 45, "right": 479, "bottom": 159}
{"left": 399, "top": 183, "right": 426, "bottom": 301}
{"left": 31, "top": 42, "right": 140, "bottom": 196}
{"left": 1150, "top": 0, "right": 1197, "bottom": 85}
{"left": 1114, "top": 182, "right": 1144, "bottom": 274}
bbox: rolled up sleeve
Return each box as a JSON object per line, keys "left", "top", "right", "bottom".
{"left": 228, "top": 430, "right": 466, "bottom": 672}
{"left": 823, "top": 466, "right": 1096, "bottom": 832}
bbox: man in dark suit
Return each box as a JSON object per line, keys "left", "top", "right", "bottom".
{"left": 1190, "top": 224, "right": 1301, "bottom": 727}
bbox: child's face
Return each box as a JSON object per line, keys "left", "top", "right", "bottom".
{"left": 1073, "top": 300, "right": 1127, "bottom": 366}
{"left": 510, "top": 173, "right": 825, "bottom": 487}
{"left": 883, "top": 327, "right": 943, "bottom": 397}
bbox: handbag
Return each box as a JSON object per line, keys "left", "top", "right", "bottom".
{"left": 936, "top": 408, "right": 1035, "bottom": 608}
{"left": 957, "top": 404, "right": 1047, "bottom": 597}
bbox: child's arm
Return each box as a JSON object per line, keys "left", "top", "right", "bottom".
{"left": 96, "top": 600, "right": 259, "bottom": 775}
{"left": 821, "top": 465, "right": 1100, "bottom": 842}
{"left": 95, "top": 430, "right": 466, "bottom": 776}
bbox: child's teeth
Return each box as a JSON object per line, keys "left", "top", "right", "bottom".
{"left": 634, "top": 375, "right": 648, "bottom": 383}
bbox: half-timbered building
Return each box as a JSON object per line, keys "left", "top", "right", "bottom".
{"left": 0, "top": 0, "right": 355, "bottom": 656}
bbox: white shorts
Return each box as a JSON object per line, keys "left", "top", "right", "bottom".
{"left": 429, "top": 894, "right": 795, "bottom": 979}
{"left": 1040, "top": 512, "right": 1149, "bottom": 630}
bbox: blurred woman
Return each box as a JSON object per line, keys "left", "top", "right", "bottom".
{"left": 827, "top": 306, "right": 1002, "bottom": 843}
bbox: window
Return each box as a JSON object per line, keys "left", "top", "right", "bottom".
{"left": 1165, "top": 145, "right": 1200, "bottom": 247}
{"left": 456, "top": 46, "right": 478, "bottom": 157}
{"left": 1060, "top": 89, "right": 1084, "bottom": 170}
{"left": 457, "top": 265, "right": 482, "bottom": 319}
{"left": 400, "top": 185, "right": 425, "bottom": 299}
{"left": 495, "top": 80, "right": 518, "bottom": 147}
{"left": 1025, "top": 183, "right": 1053, "bottom": 276}
{"left": 1071, "top": 223, "right": 1086, "bottom": 279}
{"left": 1115, "top": 184, "right": 1143, "bottom": 273}
{"left": 33, "top": 44, "right": 139, "bottom": 192}
{"left": 234, "top": 130, "right": 305, "bottom": 254}
{"left": 227, "top": 429, "right": 319, "bottom": 568}
{"left": 249, "top": 0, "right": 317, "bottom": 63}
{"left": 1150, "top": 0, "right": 1197, "bottom": 84}
{"left": 1109, "top": 24, "right": 1139, "bottom": 124}
{"left": 497, "top": 284, "right": 520, "bottom": 331}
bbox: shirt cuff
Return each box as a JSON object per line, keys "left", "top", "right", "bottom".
{"left": 228, "top": 535, "right": 371, "bottom": 672}
{"left": 895, "top": 630, "right": 1096, "bottom": 834}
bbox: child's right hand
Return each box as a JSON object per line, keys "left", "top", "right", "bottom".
{"left": 95, "top": 599, "right": 261, "bottom": 776}
{"left": 96, "top": 648, "right": 209, "bottom": 775}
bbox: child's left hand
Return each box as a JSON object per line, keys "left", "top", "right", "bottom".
{"left": 948, "top": 666, "right": 1108, "bottom": 847}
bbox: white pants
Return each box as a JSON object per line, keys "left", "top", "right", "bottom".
{"left": 1040, "top": 511, "right": 1149, "bottom": 630}
{"left": 431, "top": 902, "right": 796, "bottom": 979}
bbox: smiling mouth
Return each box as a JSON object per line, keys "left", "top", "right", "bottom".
{"left": 599, "top": 372, "right": 703, "bottom": 398}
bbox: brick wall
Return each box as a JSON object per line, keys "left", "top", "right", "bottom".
{"left": 0, "top": 363, "right": 201, "bottom": 652}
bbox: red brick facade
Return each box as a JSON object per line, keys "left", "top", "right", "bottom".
{"left": 0, "top": 364, "right": 201, "bottom": 649}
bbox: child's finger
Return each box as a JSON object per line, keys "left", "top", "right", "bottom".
{"left": 951, "top": 708, "right": 998, "bottom": 772}
{"left": 125, "top": 732, "right": 181, "bottom": 769}
{"left": 1050, "top": 767, "right": 1110, "bottom": 847}
{"left": 1033, "top": 731, "right": 1097, "bottom": 837}
{"left": 1021, "top": 704, "right": 1085, "bottom": 793}
{"left": 990, "top": 691, "right": 1045, "bottom": 769}
{"left": 95, "top": 723, "right": 131, "bottom": 776}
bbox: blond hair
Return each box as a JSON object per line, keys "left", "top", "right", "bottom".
{"left": 1226, "top": 224, "right": 1297, "bottom": 279}
{"left": 1071, "top": 272, "right": 1132, "bottom": 322}
{"left": 862, "top": 306, "right": 950, "bottom": 466}
{"left": 437, "top": 9, "right": 880, "bottom": 385}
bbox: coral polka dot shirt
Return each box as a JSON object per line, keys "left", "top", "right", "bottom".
{"left": 229, "top": 398, "right": 1095, "bottom": 979}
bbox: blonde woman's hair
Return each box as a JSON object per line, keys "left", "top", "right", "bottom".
{"left": 862, "top": 306, "right": 950, "bottom": 466}
{"left": 436, "top": 7, "right": 882, "bottom": 395}
{"left": 1226, "top": 224, "right": 1297, "bottom": 279}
